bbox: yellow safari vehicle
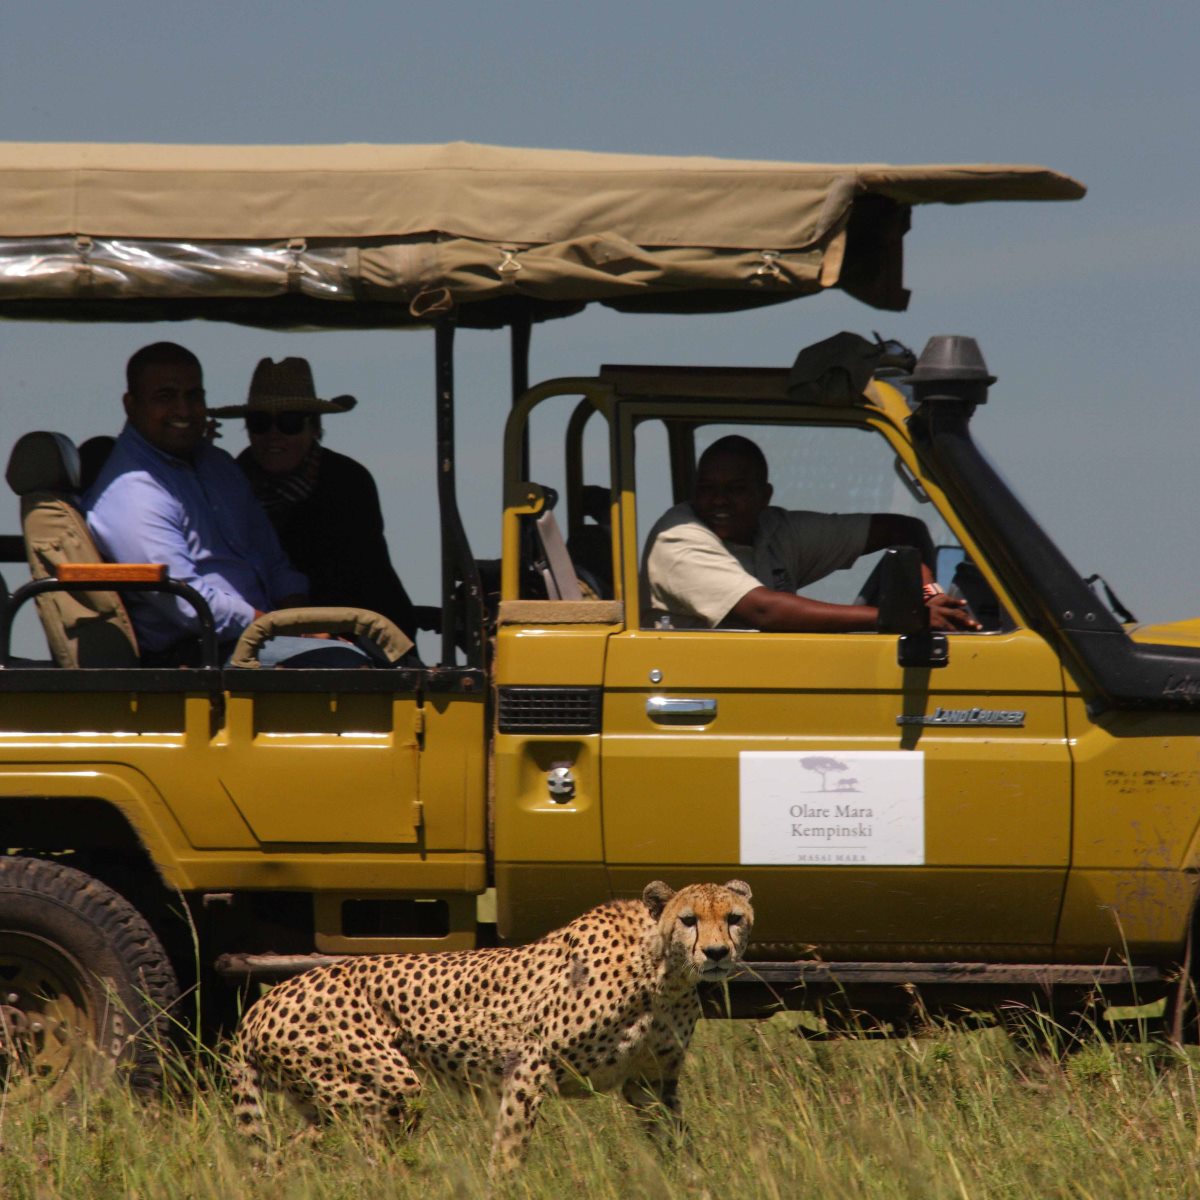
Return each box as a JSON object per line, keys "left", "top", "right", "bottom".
{"left": 2, "top": 142, "right": 1196, "bottom": 1090}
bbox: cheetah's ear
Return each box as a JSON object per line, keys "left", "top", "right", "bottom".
{"left": 642, "top": 880, "right": 675, "bottom": 918}
{"left": 723, "top": 880, "right": 753, "bottom": 901}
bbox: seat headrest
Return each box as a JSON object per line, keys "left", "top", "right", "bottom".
{"left": 5, "top": 431, "right": 82, "bottom": 497}
{"left": 79, "top": 435, "right": 116, "bottom": 493}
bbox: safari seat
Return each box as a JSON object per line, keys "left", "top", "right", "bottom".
{"left": 534, "top": 506, "right": 583, "bottom": 601}
{"left": 567, "top": 483, "right": 613, "bottom": 599}
{"left": 520, "top": 484, "right": 586, "bottom": 601}
{"left": 5, "top": 431, "right": 140, "bottom": 668}
{"left": 78, "top": 434, "right": 116, "bottom": 493}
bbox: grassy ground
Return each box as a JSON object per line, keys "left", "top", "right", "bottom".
{"left": 3, "top": 1015, "right": 1200, "bottom": 1200}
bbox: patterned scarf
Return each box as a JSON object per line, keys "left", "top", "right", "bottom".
{"left": 242, "top": 441, "right": 323, "bottom": 527}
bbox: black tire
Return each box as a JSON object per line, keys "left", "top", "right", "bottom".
{"left": 0, "top": 855, "right": 180, "bottom": 1098}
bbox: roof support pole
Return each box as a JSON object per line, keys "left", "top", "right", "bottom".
{"left": 435, "top": 317, "right": 483, "bottom": 666}
{"left": 510, "top": 309, "right": 532, "bottom": 478}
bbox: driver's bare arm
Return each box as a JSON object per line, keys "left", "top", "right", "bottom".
{"left": 731, "top": 587, "right": 877, "bottom": 632}
{"left": 730, "top": 585, "right": 979, "bottom": 633}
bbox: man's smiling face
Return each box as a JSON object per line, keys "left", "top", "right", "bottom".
{"left": 123, "top": 361, "right": 207, "bottom": 459}
{"left": 691, "top": 446, "right": 772, "bottom": 545}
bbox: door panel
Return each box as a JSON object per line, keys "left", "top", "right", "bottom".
{"left": 601, "top": 628, "right": 1070, "bottom": 948}
{"left": 217, "top": 683, "right": 421, "bottom": 846}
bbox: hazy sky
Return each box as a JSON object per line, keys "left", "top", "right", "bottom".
{"left": 2, "top": 1, "right": 1198, "bottom": 652}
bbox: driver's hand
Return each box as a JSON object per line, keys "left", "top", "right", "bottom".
{"left": 926, "top": 593, "right": 980, "bottom": 631}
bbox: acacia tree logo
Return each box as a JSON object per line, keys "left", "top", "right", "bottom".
{"left": 799, "top": 755, "right": 849, "bottom": 792}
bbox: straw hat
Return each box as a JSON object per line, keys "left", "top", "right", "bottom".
{"left": 210, "top": 357, "right": 357, "bottom": 416}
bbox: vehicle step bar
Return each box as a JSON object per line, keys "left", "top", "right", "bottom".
{"left": 735, "top": 962, "right": 1164, "bottom": 985}
{"left": 215, "top": 952, "right": 1164, "bottom": 987}
{"left": 216, "top": 953, "right": 349, "bottom": 982}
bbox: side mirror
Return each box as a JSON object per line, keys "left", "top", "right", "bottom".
{"left": 875, "top": 545, "right": 949, "bottom": 670}
{"left": 876, "top": 546, "right": 927, "bottom": 635}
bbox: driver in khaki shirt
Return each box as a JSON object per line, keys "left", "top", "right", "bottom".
{"left": 641, "top": 434, "right": 978, "bottom": 632}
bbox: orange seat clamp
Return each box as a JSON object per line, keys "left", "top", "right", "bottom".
{"left": 55, "top": 562, "right": 168, "bottom": 583}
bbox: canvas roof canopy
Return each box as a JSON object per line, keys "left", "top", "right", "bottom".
{"left": 0, "top": 141, "right": 1084, "bottom": 330}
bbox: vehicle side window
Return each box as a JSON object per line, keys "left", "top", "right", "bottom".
{"left": 635, "top": 420, "right": 1006, "bottom": 631}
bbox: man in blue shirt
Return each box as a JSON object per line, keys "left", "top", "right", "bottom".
{"left": 85, "top": 342, "right": 365, "bottom": 666}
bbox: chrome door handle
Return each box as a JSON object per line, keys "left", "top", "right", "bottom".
{"left": 646, "top": 696, "right": 717, "bottom": 722}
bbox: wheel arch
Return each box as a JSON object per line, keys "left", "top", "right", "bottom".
{"left": 0, "top": 767, "right": 190, "bottom": 891}
{"left": 0, "top": 770, "right": 199, "bottom": 989}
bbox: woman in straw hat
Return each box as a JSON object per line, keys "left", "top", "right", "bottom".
{"left": 213, "top": 357, "right": 418, "bottom": 641}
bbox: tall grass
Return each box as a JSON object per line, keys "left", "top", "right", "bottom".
{"left": 4, "top": 1017, "right": 1200, "bottom": 1199}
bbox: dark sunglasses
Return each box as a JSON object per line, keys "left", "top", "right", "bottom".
{"left": 246, "top": 411, "right": 310, "bottom": 436}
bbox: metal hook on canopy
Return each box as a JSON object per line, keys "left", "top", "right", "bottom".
{"left": 285, "top": 237, "right": 307, "bottom": 292}
{"left": 750, "top": 249, "right": 783, "bottom": 284}
{"left": 73, "top": 236, "right": 94, "bottom": 288}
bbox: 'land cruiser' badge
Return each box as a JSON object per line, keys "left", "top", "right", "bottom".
{"left": 895, "top": 707, "right": 1025, "bottom": 727}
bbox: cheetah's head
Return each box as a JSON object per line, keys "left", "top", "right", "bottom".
{"left": 642, "top": 880, "right": 754, "bottom": 983}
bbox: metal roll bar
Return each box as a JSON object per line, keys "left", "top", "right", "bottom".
{"left": 1, "top": 576, "right": 219, "bottom": 668}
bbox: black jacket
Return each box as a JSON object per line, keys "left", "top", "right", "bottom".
{"left": 237, "top": 446, "right": 416, "bottom": 641}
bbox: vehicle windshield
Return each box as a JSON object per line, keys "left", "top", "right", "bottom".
{"left": 637, "top": 419, "right": 962, "bottom": 607}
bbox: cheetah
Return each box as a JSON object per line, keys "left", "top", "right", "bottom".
{"left": 231, "top": 879, "right": 753, "bottom": 1172}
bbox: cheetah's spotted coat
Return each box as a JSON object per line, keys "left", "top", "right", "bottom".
{"left": 231, "top": 880, "right": 753, "bottom": 1171}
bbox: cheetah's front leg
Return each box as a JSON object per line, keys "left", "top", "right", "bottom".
{"left": 489, "top": 1049, "right": 553, "bottom": 1175}
{"left": 622, "top": 1073, "right": 686, "bottom": 1150}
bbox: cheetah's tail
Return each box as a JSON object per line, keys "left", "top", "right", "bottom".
{"left": 228, "top": 1038, "right": 270, "bottom": 1144}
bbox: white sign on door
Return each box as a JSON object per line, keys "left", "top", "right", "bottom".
{"left": 739, "top": 750, "right": 924, "bottom": 866}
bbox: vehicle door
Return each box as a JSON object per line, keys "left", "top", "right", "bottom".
{"left": 214, "top": 666, "right": 424, "bottom": 844}
{"left": 214, "top": 663, "right": 484, "bottom": 860}
{"left": 601, "top": 400, "right": 1071, "bottom": 957}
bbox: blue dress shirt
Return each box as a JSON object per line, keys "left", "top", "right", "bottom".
{"left": 84, "top": 423, "right": 308, "bottom": 652}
